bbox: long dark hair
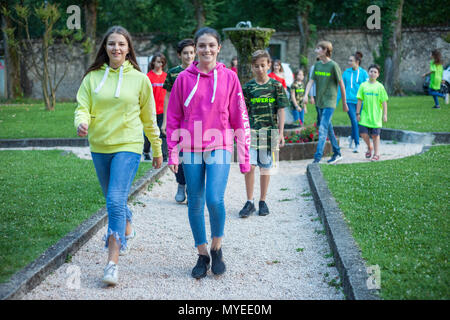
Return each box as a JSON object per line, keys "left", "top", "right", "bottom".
{"left": 149, "top": 52, "right": 167, "bottom": 71}
{"left": 83, "top": 26, "right": 140, "bottom": 78}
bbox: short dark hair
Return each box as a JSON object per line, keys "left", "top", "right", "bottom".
{"left": 149, "top": 52, "right": 166, "bottom": 70}
{"left": 251, "top": 50, "right": 271, "bottom": 64}
{"left": 194, "top": 27, "right": 221, "bottom": 45}
{"left": 368, "top": 64, "right": 381, "bottom": 73}
{"left": 177, "top": 38, "right": 195, "bottom": 54}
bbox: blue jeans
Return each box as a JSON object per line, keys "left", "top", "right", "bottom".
{"left": 91, "top": 151, "right": 141, "bottom": 250}
{"left": 292, "top": 107, "right": 305, "bottom": 124}
{"left": 182, "top": 149, "right": 231, "bottom": 247}
{"left": 314, "top": 107, "right": 340, "bottom": 161}
{"left": 429, "top": 88, "right": 445, "bottom": 106}
{"left": 347, "top": 103, "right": 359, "bottom": 146}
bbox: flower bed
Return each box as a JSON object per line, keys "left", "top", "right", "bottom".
{"left": 284, "top": 124, "right": 319, "bottom": 144}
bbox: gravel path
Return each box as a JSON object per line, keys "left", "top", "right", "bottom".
{"left": 19, "top": 139, "right": 424, "bottom": 300}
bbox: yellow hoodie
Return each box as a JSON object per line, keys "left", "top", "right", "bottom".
{"left": 74, "top": 60, "right": 162, "bottom": 157}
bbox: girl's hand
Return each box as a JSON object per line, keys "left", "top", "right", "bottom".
{"left": 169, "top": 164, "right": 178, "bottom": 173}
{"left": 153, "top": 156, "right": 163, "bottom": 169}
{"left": 342, "top": 102, "right": 349, "bottom": 113}
{"left": 383, "top": 114, "right": 388, "bottom": 122}
{"left": 302, "top": 96, "right": 308, "bottom": 106}
{"left": 296, "top": 106, "right": 302, "bottom": 112}
{"left": 304, "top": 107, "right": 308, "bottom": 114}
{"left": 77, "top": 123, "right": 88, "bottom": 137}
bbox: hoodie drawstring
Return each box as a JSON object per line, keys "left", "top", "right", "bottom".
{"left": 184, "top": 73, "right": 201, "bottom": 107}
{"left": 115, "top": 65, "right": 124, "bottom": 98}
{"left": 94, "top": 65, "right": 124, "bottom": 98}
{"left": 94, "top": 66, "right": 110, "bottom": 94}
{"left": 211, "top": 69, "right": 217, "bottom": 103}
{"left": 350, "top": 68, "right": 360, "bottom": 89}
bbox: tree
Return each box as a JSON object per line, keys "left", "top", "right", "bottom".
{"left": 1, "top": 0, "right": 23, "bottom": 99}
{"left": 83, "top": 0, "right": 98, "bottom": 67}
{"left": 4, "top": 3, "right": 90, "bottom": 110}
{"left": 383, "top": 0, "right": 404, "bottom": 95}
{"left": 296, "top": 0, "right": 314, "bottom": 74}
{"left": 192, "top": 0, "right": 205, "bottom": 32}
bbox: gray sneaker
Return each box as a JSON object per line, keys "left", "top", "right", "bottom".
{"left": 102, "top": 261, "right": 118, "bottom": 285}
{"left": 175, "top": 184, "right": 186, "bottom": 203}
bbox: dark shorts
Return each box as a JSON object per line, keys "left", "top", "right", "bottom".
{"left": 359, "top": 125, "right": 381, "bottom": 136}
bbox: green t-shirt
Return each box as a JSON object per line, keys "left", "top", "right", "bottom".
{"left": 312, "top": 60, "right": 342, "bottom": 109}
{"left": 430, "top": 61, "right": 443, "bottom": 91}
{"left": 290, "top": 81, "right": 305, "bottom": 106}
{"left": 163, "top": 65, "right": 185, "bottom": 92}
{"left": 243, "top": 78, "right": 289, "bottom": 149}
{"left": 357, "top": 80, "right": 388, "bottom": 128}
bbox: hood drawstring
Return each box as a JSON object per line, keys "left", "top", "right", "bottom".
{"left": 211, "top": 69, "right": 217, "bottom": 103}
{"left": 184, "top": 68, "right": 218, "bottom": 107}
{"left": 184, "top": 73, "right": 201, "bottom": 107}
{"left": 350, "top": 68, "right": 360, "bottom": 89}
{"left": 94, "top": 65, "right": 124, "bottom": 98}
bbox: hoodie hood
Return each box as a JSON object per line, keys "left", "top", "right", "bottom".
{"left": 183, "top": 61, "right": 225, "bottom": 107}
{"left": 94, "top": 60, "right": 134, "bottom": 98}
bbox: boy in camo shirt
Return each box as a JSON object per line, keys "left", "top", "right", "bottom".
{"left": 161, "top": 38, "right": 195, "bottom": 204}
{"left": 239, "top": 50, "right": 288, "bottom": 218}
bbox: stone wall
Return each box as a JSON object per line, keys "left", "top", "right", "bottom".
{"left": 14, "top": 27, "right": 450, "bottom": 100}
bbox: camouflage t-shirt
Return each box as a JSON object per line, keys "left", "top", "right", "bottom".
{"left": 290, "top": 80, "right": 305, "bottom": 106}
{"left": 163, "top": 65, "right": 185, "bottom": 92}
{"left": 242, "top": 78, "right": 289, "bottom": 150}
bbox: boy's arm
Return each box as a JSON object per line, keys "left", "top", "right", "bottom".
{"left": 382, "top": 101, "right": 388, "bottom": 122}
{"left": 277, "top": 108, "right": 285, "bottom": 147}
{"left": 303, "top": 79, "right": 314, "bottom": 105}
{"left": 356, "top": 99, "right": 362, "bottom": 122}
{"left": 339, "top": 79, "right": 349, "bottom": 112}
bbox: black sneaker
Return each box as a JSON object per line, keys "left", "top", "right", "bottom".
{"left": 210, "top": 248, "right": 226, "bottom": 276}
{"left": 432, "top": 105, "right": 441, "bottom": 109}
{"left": 191, "top": 254, "right": 210, "bottom": 279}
{"left": 239, "top": 201, "right": 256, "bottom": 218}
{"left": 312, "top": 159, "right": 320, "bottom": 164}
{"left": 258, "top": 201, "right": 270, "bottom": 216}
{"left": 327, "top": 154, "right": 343, "bottom": 164}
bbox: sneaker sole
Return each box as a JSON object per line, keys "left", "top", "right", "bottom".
{"left": 192, "top": 264, "right": 210, "bottom": 279}
{"left": 239, "top": 207, "right": 256, "bottom": 218}
{"left": 102, "top": 277, "right": 118, "bottom": 286}
{"left": 327, "top": 157, "right": 343, "bottom": 164}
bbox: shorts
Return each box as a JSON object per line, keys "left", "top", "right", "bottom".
{"left": 249, "top": 148, "right": 273, "bottom": 169}
{"left": 359, "top": 125, "right": 381, "bottom": 136}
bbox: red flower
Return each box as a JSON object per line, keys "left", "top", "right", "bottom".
{"left": 296, "top": 140, "right": 300, "bottom": 143}
{"left": 288, "top": 140, "right": 292, "bottom": 143}
{"left": 309, "top": 133, "right": 314, "bottom": 139}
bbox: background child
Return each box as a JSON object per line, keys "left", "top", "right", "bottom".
{"left": 239, "top": 50, "right": 288, "bottom": 218}
{"left": 230, "top": 56, "right": 238, "bottom": 74}
{"left": 356, "top": 64, "right": 388, "bottom": 161}
{"left": 290, "top": 69, "right": 307, "bottom": 126}
{"left": 161, "top": 39, "right": 196, "bottom": 203}
{"left": 422, "top": 49, "right": 449, "bottom": 109}
{"left": 145, "top": 52, "right": 167, "bottom": 161}
{"left": 268, "top": 59, "right": 287, "bottom": 91}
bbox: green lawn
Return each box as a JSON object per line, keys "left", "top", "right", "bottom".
{"left": 320, "top": 145, "right": 450, "bottom": 299}
{"left": 302, "top": 95, "right": 450, "bottom": 132}
{"left": 0, "top": 150, "right": 152, "bottom": 283}
{"left": 0, "top": 102, "right": 79, "bottom": 139}
{"left": 0, "top": 95, "right": 448, "bottom": 139}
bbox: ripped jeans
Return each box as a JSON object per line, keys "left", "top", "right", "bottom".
{"left": 91, "top": 151, "right": 141, "bottom": 250}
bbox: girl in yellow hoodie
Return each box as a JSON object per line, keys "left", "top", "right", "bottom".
{"left": 75, "top": 26, "right": 162, "bottom": 286}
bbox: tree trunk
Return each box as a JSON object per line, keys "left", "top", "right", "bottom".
{"left": 384, "top": 0, "right": 404, "bottom": 95}
{"left": 297, "top": 12, "right": 310, "bottom": 73}
{"left": 1, "top": 8, "right": 23, "bottom": 99}
{"left": 192, "top": 0, "right": 205, "bottom": 32}
{"left": 83, "top": 0, "right": 98, "bottom": 68}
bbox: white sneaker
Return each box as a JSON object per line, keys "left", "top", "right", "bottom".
{"left": 348, "top": 136, "right": 353, "bottom": 149}
{"left": 126, "top": 228, "right": 136, "bottom": 241}
{"left": 119, "top": 246, "right": 130, "bottom": 256}
{"left": 353, "top": 144, "right": 360, "bottom": 153}
{"left": 102, "top": 261, "right": 118, "bottom": 285}
{"left": 445, "top": 93, "right": 449, "bottom": 105}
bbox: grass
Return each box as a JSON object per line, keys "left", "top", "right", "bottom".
{"left": 320, "top": 145, "right": 450, "bottom": 299}
{"left": 0, "top": 96, "right": 448, "bottom": 139}
{"left": 301, "top": 95, "right": 450, "bottom": 132}
{"left": 0, "top": 150, "right": 152, "bottom": 283}
{"left": 0, "top": 102, "right": 78, "bottom": 139}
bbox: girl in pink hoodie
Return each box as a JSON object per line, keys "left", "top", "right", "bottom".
{"left": 166, "top": 27, "right": 250, "bottom": 279}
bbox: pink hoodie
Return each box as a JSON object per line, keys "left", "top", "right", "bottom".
{"left": 166, "top": 61, "right": 251, "bottom": 173}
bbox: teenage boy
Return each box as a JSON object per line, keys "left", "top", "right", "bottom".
{"left": 303, "top": 41, "right": 349, "bottom": 164}
{"left": 161, "top": 39, "right": 196, "bottom": 203}
{"left": 239, "top": 50, "right": 288, "bottom": 218}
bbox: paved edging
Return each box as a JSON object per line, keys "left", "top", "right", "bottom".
{"left": 0, "top": 138, "right": 89, "bottom": 148}
{"left": 306, "top": 163, "right": 380, "bottom": 300}
{"left": 0, "top": 164, "right": 169, "bottom": 300}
